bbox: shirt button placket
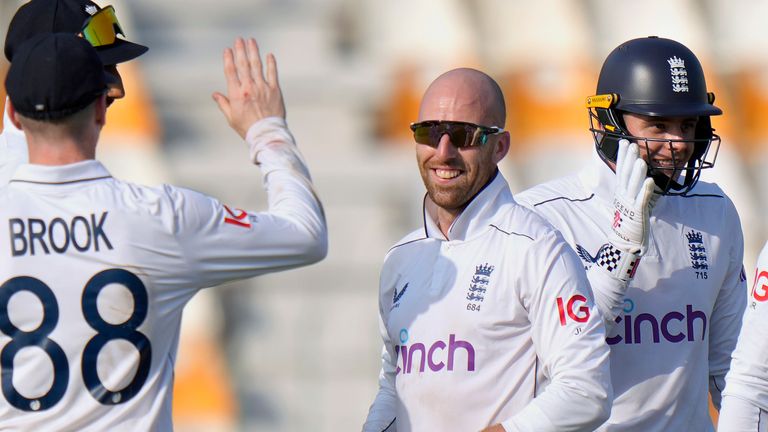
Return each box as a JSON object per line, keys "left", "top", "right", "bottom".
{"left": 430, "top": 242, "right": 452, "bottom": 295}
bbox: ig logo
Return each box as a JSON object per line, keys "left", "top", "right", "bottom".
{"left": 752, "top": 269, "right": 768, "bottom": 302}
{"left": 556, "top": 294, "right": 590, "bottom": 326}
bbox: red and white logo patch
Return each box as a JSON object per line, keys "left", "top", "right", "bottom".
{"left": 557, "top": 294, "right": 590, "bottom": 325}
{"left": 223, "top": 205, "right": 251, "bottom": 228}
{"left": 751, "top": 268, "right": 768, "bottom": 302}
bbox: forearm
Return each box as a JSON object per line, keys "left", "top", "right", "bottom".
{"left": 246, "top": 117, "right": 327, "bottom": 259}
{"left": 501, "top": 383, "right": 610, "bottom": 432}
{"left": 587, "top": 258, "right": 633, "bottom": 330}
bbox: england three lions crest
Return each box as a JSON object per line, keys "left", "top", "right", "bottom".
{"left": 686, "top": 230, "right": 709, "bottom": 279}
{"left": 465, "top": 263, "right": 494, "bottom": 312}
{"left": 668, "top": 56, "right": 689, "bottom": 93}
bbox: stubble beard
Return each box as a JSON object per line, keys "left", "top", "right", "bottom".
{"left": 420, "top": 167, "right": 475, "bottom": 212}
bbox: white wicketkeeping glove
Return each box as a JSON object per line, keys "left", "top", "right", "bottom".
{"left": 610, "top": 139, "right": 656, "bottom": 253}
{"left": 594, "top": 139, "right": 657, "bottom": 281}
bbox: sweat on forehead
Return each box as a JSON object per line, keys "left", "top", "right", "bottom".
{"left": 418, "top": 68, "right": 506, "bottom": 127}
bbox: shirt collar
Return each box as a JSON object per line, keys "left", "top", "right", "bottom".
{"left": 423, "top": 170, "right": 513, "bottom": 241}
{"left": 577, "top": 150, "right": 617, "bottom": 205}
{"left": 11, "top": 160, "right": 112, "bottom": 185}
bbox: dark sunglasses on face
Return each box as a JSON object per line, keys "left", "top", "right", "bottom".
{"left": 410, "top": 120, "right": 503, "bottom": 148}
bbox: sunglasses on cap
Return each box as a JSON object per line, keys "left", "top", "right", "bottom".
{"left": 410, "top": 120, "right": 503, "bottom": 148}
{"left": 80, "top": 5, "right": 124, "bottom": 47}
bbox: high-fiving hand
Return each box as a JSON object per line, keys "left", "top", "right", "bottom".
{"left": 213, "top": 37, "right": 286, "bottom": 139}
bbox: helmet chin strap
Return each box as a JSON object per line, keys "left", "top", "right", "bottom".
{"left": 650, "top": 170, "right": 683, "bottom": 193}
{"left": 647, "top": 156, "right": 700, "bottom": 195}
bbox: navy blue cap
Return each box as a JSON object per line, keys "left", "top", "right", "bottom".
{"left": 4, "top": 0, "right": 148, "bottom": 64}
{"left": 6, "top": 33, "right": 111, "bottom": 120}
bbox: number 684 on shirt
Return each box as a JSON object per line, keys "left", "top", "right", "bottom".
{"left": 0, "top": 269, "right": 151, "bottom": 412}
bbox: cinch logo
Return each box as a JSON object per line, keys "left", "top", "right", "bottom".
{"left": 751, "top": 269, "right": 768, "bottom": 302}
{"left": 394, "top": 332, "right": 475, "bottom": 375}
{"left": 557, "top": 294, "right": 590, "bottom": 326}
{"left": 606, "top": 304, "right": 707, "bottom": 345}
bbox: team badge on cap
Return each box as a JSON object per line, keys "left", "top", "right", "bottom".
{"left": 668, "top": 56, "right": 689, "bottom": 93}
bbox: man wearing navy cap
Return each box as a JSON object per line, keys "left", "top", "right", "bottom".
{"left": 1, "top": 0, "right": 148, "bottom": 185}
{"left": 0, "top": 32, "right": 327, "bottom": 430}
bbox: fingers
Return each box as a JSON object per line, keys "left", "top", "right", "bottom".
{"left": 233, "top": 37, "right": 274, "bottom": 87}
{"left": 616, "top": 139, "right": 635, "bottom": 193}
{"left": 246, "top": 38, "right": 265, "bottom": 84}
{"left": 627, "top": 158, "right": 647, "bottom": 202}
{"left": 233, "top": 37, "right": 254, "bottom": 86}
{"left": 223, "top": 48, "right": 239, "bottom": 93}
{"left": 214, "top": 36, "right": 286, "bottom": 135}
{"left": 615, "top": 139, "right": 629, "bottom": 173}
{"left": 265, "top": 53, "right": 279, "bottom": 88}
{"left": 638, "top": 177, "right": 656, "bottom": 209}
{"left": 616, "top": 139, "right": 634, "bottom": 193}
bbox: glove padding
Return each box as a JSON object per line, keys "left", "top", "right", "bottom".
{"left": 610, "top": 139, "right": 657, "bottom": 255}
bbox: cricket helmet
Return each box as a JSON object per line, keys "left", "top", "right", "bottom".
{"left": 586, "top": 36, "right": 721, "bottom": 195}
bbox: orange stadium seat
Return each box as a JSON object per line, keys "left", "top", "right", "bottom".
{"left": 374, "top": 64, "right": 422, "bottom": 143}
{"left": 731, "top": 66, "right": 768, "bottom": 157}
{"left": 173, "top": 330, "right": 237, "bottom": 431}
{"left": 101, "top": 61, "right": 160, "bottom": 146}
{"left": 501, "top": 62, "right": 597, "bottom": 157}
{"left": 498, "top": 61, "right": 596, "bottom": 189}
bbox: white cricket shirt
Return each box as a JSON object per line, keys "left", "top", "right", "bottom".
{"left": 0, "top": 117, "right": 327, "bottom": 431}
{"left": 718, "top": 242, "right": 768, "bottom": 432}
{"left": 363, "top": 172, "right": 612, "bottom": 432}
{"left": 516, "top": 152, "right": 747, "bottom": 432}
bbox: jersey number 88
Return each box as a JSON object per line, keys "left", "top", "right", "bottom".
{"left": 0, "top": 269, "right": 151, "bottom": 411}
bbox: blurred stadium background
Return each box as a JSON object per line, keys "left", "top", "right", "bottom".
{"left": 3, "top": 0, "right": 767, "bottom": 430}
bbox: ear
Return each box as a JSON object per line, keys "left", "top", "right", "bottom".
{"left": 94, "top": 94, "right": 108, "bottom": 126}
{"left": 6, "top": 101, "right": 24, "bottom": 130}
{"left": 492, "top": 131, "right": 510, "bottom": 164}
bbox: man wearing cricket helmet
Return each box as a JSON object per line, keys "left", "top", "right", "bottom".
{"left": 517, "top": 36, "right": 746, "bottom": 431}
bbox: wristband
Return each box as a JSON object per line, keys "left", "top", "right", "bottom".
{"left": 595, "top": 243, "right": 641, "bottom": 282}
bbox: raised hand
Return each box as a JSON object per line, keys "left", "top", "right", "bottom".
{"left": 610, "top": 139, "right": 657, "bottom": 254}
{"left": 212, "top": 37, "right": 286, "bottom": 139}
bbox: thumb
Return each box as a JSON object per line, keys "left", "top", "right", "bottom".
{"left": 212, "top": 92, "right": 232, "bottom": 122}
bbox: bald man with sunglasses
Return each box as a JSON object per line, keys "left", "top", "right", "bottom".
{"left": 1, "top": 0, "right": 146, "bottom": 186}
{"left": 363, "top": 68, "right": 612, "bottom": 432}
